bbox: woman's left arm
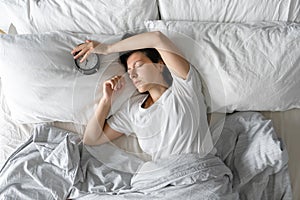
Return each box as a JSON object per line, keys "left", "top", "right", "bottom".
{"left": 72, "top": 32, "right": 190, "bottom": 79}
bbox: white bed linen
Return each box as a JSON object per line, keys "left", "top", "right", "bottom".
{"left": 145, "top": 20, "right": 300, "bottom": 112}
{"left": 261, "top": 109, "right": 300, "bottom": 199}
{"left": 0, "top": 95, "right": 297, "bottom": 197}
{"left": 158, "top": 0, "right": 300, "bottom": 22}
{"left": 0, "top": 31, "right": 138, "bottom": 124}
{"left": 0, "top": 7, "right": 298, "bottom": 199}
{"left": 1, "top": 0, "right": 158, "bottom": 34}
{"left": 0, "top": 116, "right": 31, "bottom": 169}
{"left": 0, "top": 112, "right": 291, "bottom": 199}
{"left": 0, "top": 110, "right": 150, "bottom": 170}
{"left": 0, "top": 75, "right": 149, "bottom": 168}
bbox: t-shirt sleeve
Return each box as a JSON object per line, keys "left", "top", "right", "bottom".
{"left": 106, "top": 101, "right": 133, "bottom": 136}
{"left": 170, "top": 64, "right": 204, "bottom": 96}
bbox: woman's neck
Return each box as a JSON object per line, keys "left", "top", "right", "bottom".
{"left": 148, "top": 85, "right": 168, "bottom": 104}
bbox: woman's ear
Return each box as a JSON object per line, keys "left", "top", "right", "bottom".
{"left": 158, "top": 60, "right": 165, "bottom": 65}
{"left": 157, "top": 60, "right": 165, "bottom": 72}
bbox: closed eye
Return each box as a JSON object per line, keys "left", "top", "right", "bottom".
{"left": 128, "top": 60, "right": 144, "bottom": 73}
{"left": 135, "top": 62, "right": 144, "bottom": 68}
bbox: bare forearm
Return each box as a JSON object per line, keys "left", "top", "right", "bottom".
{"left": 107, "top": 32, "right": 160, "bottom": 53}
{"left": 83, "top": 98, "right": 111, "bottom": 145}
{"left": 104, "top": 31, "right": 179, "bottom": 55}
{"left": 103, "top": 31, "right": 189, "bottom": 79}
{"left": 72, "top": 31, "right": 190, "bottom": 81}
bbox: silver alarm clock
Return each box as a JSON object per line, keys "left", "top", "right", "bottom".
{"left": 74, "top": 52, "right": 100, "bottom": 75}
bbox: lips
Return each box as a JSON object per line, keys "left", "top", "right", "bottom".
{"left": 134, "top": 80, "right": 141, "bottom": 86}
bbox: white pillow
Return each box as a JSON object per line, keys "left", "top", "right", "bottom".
{"left": 145, "top": 20, "right": 300, "bottom": 112}
{"left": 0, "top": 31, "right": 136, "bottom": 124}
{"left": 1, "top": 0, "right": 158, "bottom": 34}
{"left": 158, "top": 0, "right": 300, "bottom": 22}
{"left": 0, "top": 5, "right": 12, "bottom": 34}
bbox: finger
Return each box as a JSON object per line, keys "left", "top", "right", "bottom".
{"left": 72, "top": 46, "right": 85, "bottom": 58}
{"left": 80, "top": 49, "right": 93, "bottom": 63}
{"left": 111, "top": 78, "right": 118, "bottom": 86}
{"left": 112, "top": 78, "right": 122, "bottom": 90}
{"left": 107, "top": 76, "right": 120, "bottom": 86}
{"left": 110, "top": 79, "right": 119, "bottom": 89}
{"left": 111, "top": 75, "right": 120, "bottom": 81}
{"left": 74, "top": 47, "right": 89, "bottom": 60}
{"left": 115, "top": 76, "right": 123, "bottom": 89}
{"left": 104, "top": 79, "right": 113, "bottom": 86}
{"left": 71, "top": 47, "right": 81, "bottom": 55}
{"left": 117, "top": 76, "right": 124, "bottom": 89}
{"left": 71, "top": 43, "right": 85, "bottom": 55}
{"left": 112, "top": 75, "right": 121, "bottom": 80}
{"left": 104, "top": 80, "right": 114, "bottom": 90}
{"left": 111, "top": 76, "right": 121, "bottom": 83}
{"left": 116, "top": 81, "right": 122, "bottom": 90}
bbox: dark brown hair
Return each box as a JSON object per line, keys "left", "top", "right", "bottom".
{"left": 119, "top": 48, "right": 164, "bottom": 71}
{"left": 119, "top": 33, "right": 173, "bottom": 86}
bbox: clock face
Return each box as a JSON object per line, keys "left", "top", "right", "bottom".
{"left": 74, "top": 53, "right": 99, "bottom": 75}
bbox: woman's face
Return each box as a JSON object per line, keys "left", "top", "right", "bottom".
{"left": 126, "top": 51, "right": 165, "bottom": 93}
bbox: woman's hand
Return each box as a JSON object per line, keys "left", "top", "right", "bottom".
{"left": 71, "top": 40, "right": 109, "bottom": 63}
{"left": 102, "top": 75, "right": 124, "bottom": 101}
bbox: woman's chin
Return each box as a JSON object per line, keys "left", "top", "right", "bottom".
{"left": 137, "top": 85, "right": 147, "bottom": 93}
{"left": 137, "top": 88, "right": 146, "bottom": 93}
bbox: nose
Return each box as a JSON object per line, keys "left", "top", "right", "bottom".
{"left": 128, "top": 68, "right": 137, "bottom": 79}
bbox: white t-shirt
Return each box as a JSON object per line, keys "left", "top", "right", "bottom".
{"left": 107, "top": 65, "right": 214, "bottom": 161}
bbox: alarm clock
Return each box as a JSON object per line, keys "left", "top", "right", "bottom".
{"left": 74, "top": 52, "right": 100, "bottom": 75}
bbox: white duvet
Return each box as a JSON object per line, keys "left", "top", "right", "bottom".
{"left": 0, "top": 112, "right": 291, "bottom": 199}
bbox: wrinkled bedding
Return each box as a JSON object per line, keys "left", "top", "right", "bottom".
{"left": 212, "top": 112, "right": 292, "bottom": 199}
{"left": 145, "top": 21, "right": 300, "bottom": 112}
{"left": 0, "top": 112, "right": 292, "bottom": 199}
{"left": 157, "top": 0, "right": 300, "bottom": 22}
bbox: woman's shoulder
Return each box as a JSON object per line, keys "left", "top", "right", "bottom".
{"left": 171, "top": 64, "right": 200, "bottom": 83}
{"left": 169, "top": 64, "right": 204, "bottom": 97}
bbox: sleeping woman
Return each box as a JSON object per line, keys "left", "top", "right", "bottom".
{"left": 71, "top": 31, "right": 214, "bottom": 161}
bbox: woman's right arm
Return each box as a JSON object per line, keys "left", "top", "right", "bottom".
{"left": 71, "top": 32, "right": 190, "bottom": 80}
{"left": 83, "top": 76, "right": 124, "bottom": 146}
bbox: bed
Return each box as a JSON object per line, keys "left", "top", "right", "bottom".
{"left": 0, "top": 0, "right": 299, "bottom": 199}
